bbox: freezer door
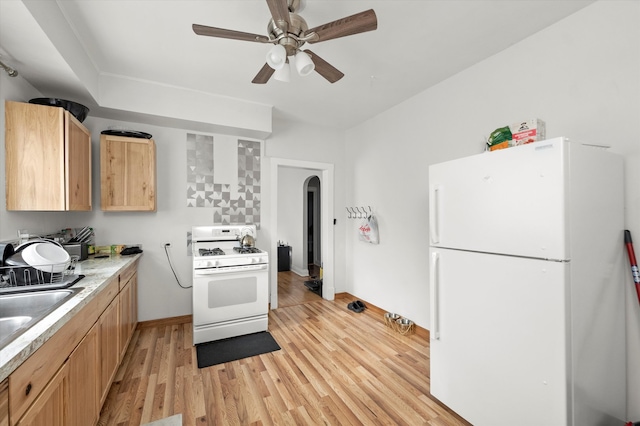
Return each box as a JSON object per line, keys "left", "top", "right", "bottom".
{"left": 430, "top": 248, "right": 569, "bottom": 426}
{"left": 429, "top": 137, "right": 568, "bottom": 259}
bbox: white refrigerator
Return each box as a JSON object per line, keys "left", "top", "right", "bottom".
{"left": 428, "top": 137, "right": 626, "bottom": 426}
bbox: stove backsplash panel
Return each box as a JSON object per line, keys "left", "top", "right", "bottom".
{"left": 186, "top": 133, "right": 261, "bottom": 228}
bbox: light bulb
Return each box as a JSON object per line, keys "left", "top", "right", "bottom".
{"left": 266, "top": 45, "right": 287, "bottom": 70}
{"left": 295, "top": 51, "right": 315, "bottom": 76}
{"left": 274, "top": 60, "right": 291, "bottom": 82}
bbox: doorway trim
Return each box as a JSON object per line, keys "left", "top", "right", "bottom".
{"left": 269, "top": 157, "right": 334, "bottom": 309}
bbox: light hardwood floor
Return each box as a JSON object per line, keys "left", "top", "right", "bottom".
{"left": 277, "top": 269, "right": 323, "bottom": 308}
{"left": 97, "top": 272, "right": 470, "bottom": 425}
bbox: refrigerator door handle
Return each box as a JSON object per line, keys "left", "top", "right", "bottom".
{"left": 430, "top": 251, "right": 440, "bottom": 340}
{"left": 430, "top": 185, "right": 440, "bottom": 244}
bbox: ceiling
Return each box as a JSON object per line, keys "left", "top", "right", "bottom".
{"left": 0, "top": 0, "right": 595, "bottom": 134}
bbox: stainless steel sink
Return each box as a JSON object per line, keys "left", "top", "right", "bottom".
{"left": 0, "top": 288, "right": 81, "bottom": 350}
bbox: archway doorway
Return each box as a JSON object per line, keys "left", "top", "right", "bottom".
{"left": 305, "top": 176, "right": 321, "bottom": 277}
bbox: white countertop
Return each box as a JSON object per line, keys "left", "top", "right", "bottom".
{"left": 0, "top": 253, "right": 142, "bottom": 381}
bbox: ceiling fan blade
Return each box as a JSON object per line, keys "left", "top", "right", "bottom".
{"left": 252, "top": 63, "right": 275, "bottom": 84}
{"left": 265, "top": 0, "right": 291, "bottom": 32}
{"left": 193, "top": 24, "right": 270, "bottom": 43}
{"left": 303, "top": 50, "right": 344, "bottom": 83}
{"left": 306, "top": 9, "right": 377, "bottom": 44}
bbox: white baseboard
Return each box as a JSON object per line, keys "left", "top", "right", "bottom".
{"left": 290, "top": 265, "right": 309, "bottom": 277}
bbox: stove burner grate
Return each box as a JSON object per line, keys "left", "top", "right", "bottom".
{"left": 199, "top": 248, "right": 225, "bottom": 256}
{"left": 234, "top": 247, "right": 262, "bottom": 254}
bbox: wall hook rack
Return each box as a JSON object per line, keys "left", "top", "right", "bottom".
{"left": 346, "top": 206, "right": 372, "bottom": 219}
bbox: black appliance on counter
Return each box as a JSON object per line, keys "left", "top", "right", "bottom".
{"left": 62, "top": 242, "right": 89, "bottom": 261}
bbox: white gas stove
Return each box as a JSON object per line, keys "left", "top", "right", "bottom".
{"left": 191, "top": 224, "right": 269, "bottom": 345}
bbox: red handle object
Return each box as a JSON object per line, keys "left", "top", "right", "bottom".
{"left": 624, "top": 230, "right": 640, "bottom": 306}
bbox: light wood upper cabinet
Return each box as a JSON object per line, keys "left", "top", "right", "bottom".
{"left": 100, "top": 134, "right": 156, "bottom": 211}
{"left": 65, "top": 115, "right": 92, "bottom": 210}
{"left": 4, "top": 101, "right": 91, "bottom": 211}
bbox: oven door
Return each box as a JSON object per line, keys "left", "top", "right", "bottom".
{"left": 192, "top": 265, "right": 269, "bottom": 343}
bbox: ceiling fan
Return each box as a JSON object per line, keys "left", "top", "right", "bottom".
{"left": 192, "top": 0, "right": 377, "bottom": 84}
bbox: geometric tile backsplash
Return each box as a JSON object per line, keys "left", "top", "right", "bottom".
{"left": 186, "top": 133, "right": 261, "bottom": 228}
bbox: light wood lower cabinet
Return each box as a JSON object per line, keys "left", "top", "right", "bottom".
{"left": 118, "top": 270, "right": 137, "bottom": 361}
{"left": 1, "top": 379, "right": 8, "bottom": 426}
{"left": 68, "top": 323, "right": 99, "bottom": 426}
{"left": 8, "top": 260, "right": 138, "bottom": 426}
{"left": 16, "top": 364, "right": 69, "bottom": 426}
{"left": 99, "top": 297, "right": 119, "bottom": 406}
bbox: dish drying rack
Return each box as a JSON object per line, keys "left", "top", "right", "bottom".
{"left": 0, "top": 257, "right": 80, "bottom": 294}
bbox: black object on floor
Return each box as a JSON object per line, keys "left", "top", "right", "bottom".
{"left": 196, "top": 332, "right": 281, "bottom": 368}
{"left": 304, "top": 279, "right": 323, "bottom": 296}
{"left": 348, "top": 300, "right": 365, "bottom": 313}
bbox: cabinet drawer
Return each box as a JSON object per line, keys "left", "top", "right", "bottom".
{"left": 96, "top": 277, "right": 120, "bottom": 313}
{"left": 119, "top": 261, "right": 137, "bottom": 290}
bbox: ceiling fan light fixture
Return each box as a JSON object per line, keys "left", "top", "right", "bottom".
{"left": 273, "top": 60, "right": 291, "bottom": 82}
{"left": 295, "top": 51, "right": 314, "bottom": 76}
{"left": 266, "top": 44, "right": 287, "bottom": 69}
{"left": 193, "top": 2, "right": 378, "bottom": 84}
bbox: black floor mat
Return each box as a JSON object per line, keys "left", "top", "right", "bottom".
{"left": 196, "top": 331, "right": 281, "bottom": 368}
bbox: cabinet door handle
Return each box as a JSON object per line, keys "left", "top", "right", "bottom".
{"left": 25, "top": 382, "right": 32, "bottom": 396}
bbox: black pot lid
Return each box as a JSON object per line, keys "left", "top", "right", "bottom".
{"left": 101, "top": 129, "right": 152, "bottom": 139}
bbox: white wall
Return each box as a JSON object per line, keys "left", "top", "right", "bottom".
{"left": 344, "top": 1, "right": 640, "bottom": 419}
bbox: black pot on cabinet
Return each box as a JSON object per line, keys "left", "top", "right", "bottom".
{"left": 28, "top": 98, "right": 90, "bottom": 122}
